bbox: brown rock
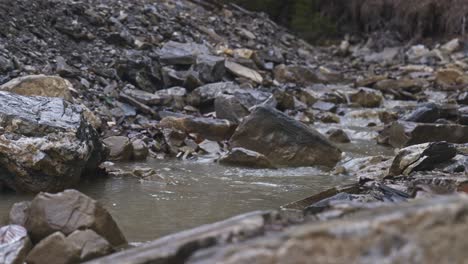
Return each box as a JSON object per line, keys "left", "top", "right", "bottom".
{"left": 225, "top": 61, "right": 263, "bottom": 84}
{"left": 66, "top": 229, "right": 114, "bottom": 261}
{"left": 131, "top": 139, "right": 148, "bottom": 161}
{"left": 26, "top": 232, "right": 80, "bottom": 264}
{"left": 0, "top": 75, "right": 73, "bottom": 101}
{"left": 349, "top": 88, "right": 383, "bottom": 108}
{"left": 103, "top": 136, "right": 134, "bottom": 161}
{"left": 160, "top": 116, "right": 237, "bottom": 141}
{"left": 24, "top": 189, "right": 127, "bottom": 246}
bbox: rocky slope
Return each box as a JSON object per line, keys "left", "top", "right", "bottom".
{"left": 1, "top": 0, "right": 468, "bottom": 263}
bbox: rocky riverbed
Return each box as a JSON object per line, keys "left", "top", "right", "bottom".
{"left": 1, "top": 0, "right": 468, "bottom": 263}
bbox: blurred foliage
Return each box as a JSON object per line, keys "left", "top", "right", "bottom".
{"left": 226, "top": 0, "right": 338, "bottom": 43}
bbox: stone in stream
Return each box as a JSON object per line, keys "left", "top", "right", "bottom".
{"left": 0, "top": 75, "right": 74, "bottom": 101}
{"left": 25, "top": 232, "right": 81, "bottom": 264}
{"left": 388, "top": 142, "right": 458, "bottom": 176}
{"left": 102, "top": 136, "right": 134, "bottom": 161}
{"left": 219, "top": 148, "right": 276, "bottom": 169}
{"left": 186, "top": 195, "right": 468, "bottom": 264}
{"left": 379, "top": 121, "right": 468, "bottom": 147}
{"left": 230, "top": 106, "right": 342, "bottom": 167}
{"left": 403, "top": 102, "right": 440, "bottom": 123}
{"left": 14, "top": 189, "right": 127, "bottom": 246}
{"left": 326, "top": 128, "right": 351, "bottom": 143}
{"left": 0, "top": 91, "right": 104, "bottom": 193}
{"left": 0, "top": 225, "right": 32, "bottom": 264}
{"left": 131, "top": 139, "right": 149, "bottom": 161}
{"left": 160, "top": 116, "right": 237, "bottom": 141}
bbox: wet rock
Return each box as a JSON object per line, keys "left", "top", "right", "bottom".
{"left": 0, "top": 75, "right": 73, "bottom": 101}
{"left": 160, "top": 116, "right": 237, "bottom": 141}
{"left": 273, "top": 64, "right": 319, "bottom": 85}
{"left": 349, "top": 88, "right": 383, "bottom": 108}
{"left": 198, "top": 140, "right": 221, "bottom": 154}
{"left": 0, "top": 91, "right": 104, "bottom": 193}
{"left": 131, "top": 139, "right": 149, "bottom": 161}
{"left": 21, "top": 189, "right": 127, "bottom": 246}
{"left": 25, "top": 232, "right": 80, "bottom": 264}
{"left": 225, "top": 61, "right": 263, "bottom": 84}
{"left": 380, "top": 121, "right": 468, "bottom": 147}
{"left": 403, "top": 103, "right": 440, "bottom": 123}
{"left": 66, "top": 230, "right": 114, "bottom": 261}
{"left": 159, "top": 41, "right": 210, "bottom": 65}
{"left": 326, "top": 129, "right": 351, "bottom": 143}
{"left": 219, "top": 148, "right": 275, "bottom": 169}
{"left": 103, "top": 136, "right": 133, "bottom": 161}
{"left": 0, "top": 225, "right": 32, "bottom": 264}
{"left": 230, "top": 106, "right": 341, "bottom": 167}
{"left": 193, "top": 55, "right": 225, "bottom": 83}
{"left": 388, "top": 142, "right": 457, "bottom": 176}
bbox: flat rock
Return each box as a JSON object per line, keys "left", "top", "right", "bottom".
{"left": 160, "top": 116, "right": 237, "bottom": 141}
{"left": 0, "top": 75, "right": 73, "bottom": 101}
{"left": 159, "top": 41, "right": 210, "bottom": 65}
{"left": 230, "top": 106, "right": 341, "bottom": 167}
{"left": 219, "top": 148, "right": 275, "bottom": 169}
{"left": 225, "top": 61, "right": 263, "bottom": 84}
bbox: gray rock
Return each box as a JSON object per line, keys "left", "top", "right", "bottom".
{"left": 131, "top": 139, "right": 148, "bottom": 161}
{"left": 193, "top": 55, "right": 225, "bottom": 83}
{"left": 159, "top": 41, "right": 210, "bottom": 65}
{"left": 8, "top": 202, "right": 30, "bottom": 227}
{"left": 230, "top": 106, "right": 341, "bottom": 167}
{"left": 121, "top": 88, "right": 163, "bottom": 105}
{"left": 188, "top": 82, "right": 239, "bottom": 106}
{"left": 0, "top": 225, "right": 32, "bottom": 264}
{"left": 22, "top": 189, "right": 127, "bottom": 246}
{"left": 0, "top": 91, "right": 104, "bottom": 193}
{"left": 403, "top": 103, "right": 440, "bottom": 123}
{"left": 225, "top": 61, "right": 263, "bottom": 84}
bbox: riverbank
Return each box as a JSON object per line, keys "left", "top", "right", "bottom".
{"left": 1, "top": 0, "right": 468, "bottom": 263}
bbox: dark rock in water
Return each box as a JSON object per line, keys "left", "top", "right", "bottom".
{"left": 230, "top": 106, "right": 341, "bottom": 167}
{"left": 103, "top": 136, "right": 133, "bottom": 161}
{"left": 131, "top": 139, "right": 149, "bottom": 161}
{"left": 0, "top": 225, "right": 32, "bottom": 264}
{"left": 20, "top": 189, "right": 127, "bottom": 246}
{"left": 25, "top": 232, "right": 81, "bottom": 264}
{"left": 403, "top": 103, "right": 440, "bottom": 123}
{"left": 389, "top": 142, "right": 457, "bottom": 176}
{"left": 380, "top": 121, "right": 468, "bottom": 147}
{"left": 66, "top": 230, "right": 114, "bottom": 262}
{"left": 0, "top": 91, "right": 104, "bottom": 193}
{"left": 160, "top": 116, "right": 237, "bottom": 141}
{"left": 158, "top": 41, "right": 210, "bottom": 65}
{"left": 326, "top": 128, "right": 351, "bottom": 143}
{"left": 219, "top": 148, "right": 275, "bottom": 169}
{"left": 193, "top": 55, "right": 225, "bottom": 83}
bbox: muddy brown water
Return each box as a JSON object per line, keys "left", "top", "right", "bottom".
{"left": 0, "top": 112, "right": 395, "bottom": 242}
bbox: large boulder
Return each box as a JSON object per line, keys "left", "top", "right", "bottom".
{"left": 0, "top": 91, "right": 104, "bottom": 193}
{"left": 0, "top": 225, "right": 32, "bottom": 264}
{"left": 230, "top": 106, "right": 341, "bottom": 167}
{"left": 380, "top": 121, "right": 468, "bottom": 148}
{"left": 0, "top": 75, "right": 73, "bottom": 101}
{"left": 17, "top": 189, "right": 126, "bottom": 246}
